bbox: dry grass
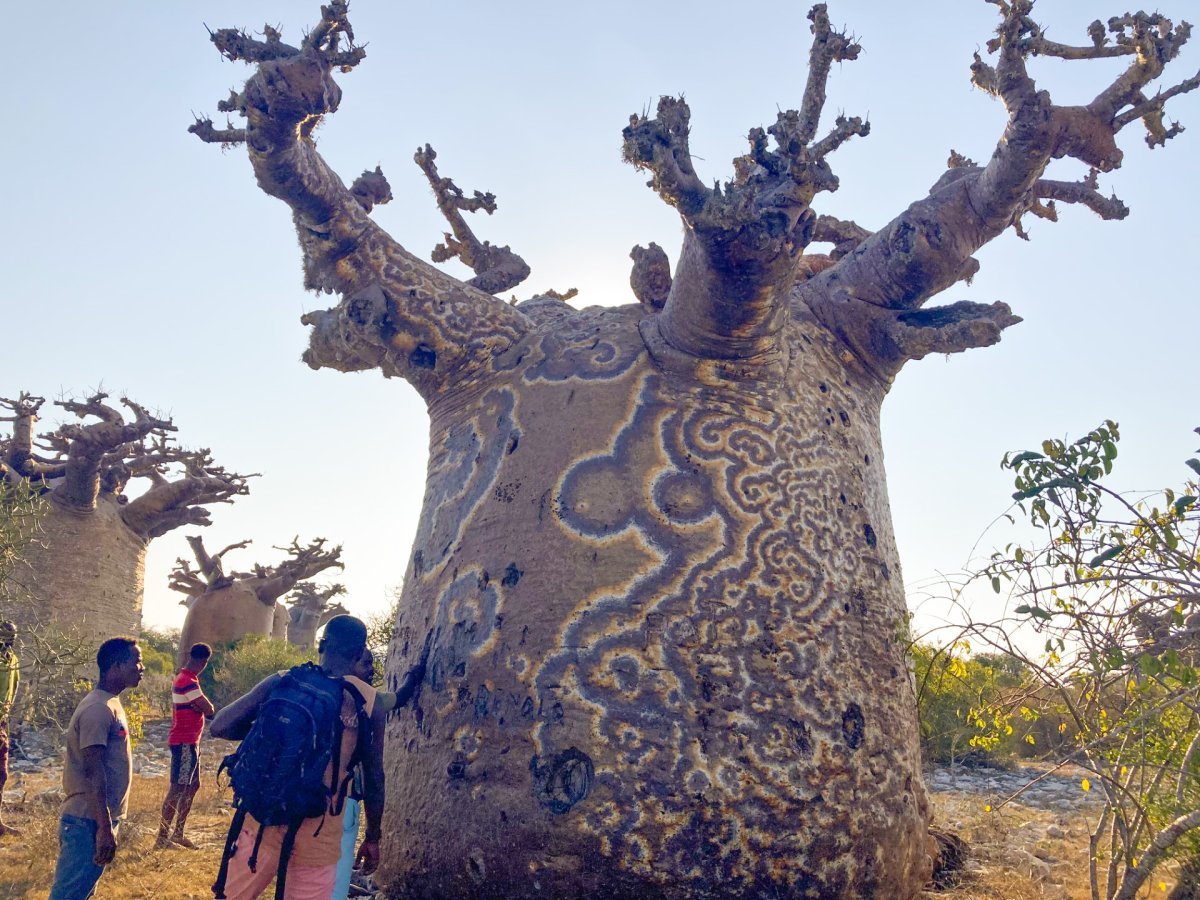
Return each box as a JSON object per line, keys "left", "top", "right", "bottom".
{"left": 0, "top": 751, "right": 237, "bottom": 899}
{"left": 928, "top": 791, "right": 1180, "bottom": 900}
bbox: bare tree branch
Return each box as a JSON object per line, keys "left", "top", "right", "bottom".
{"left": 170, "top": 534, "right": 252, "bottom": 595}
{"left": 188, "top": 117, "right": 247, "bottom": 148}
{"left": 192, "top": 2, "right": 532, "bottom": 400}
{"left": 250, "top": 536, "right": 344, "bottom": 605}
{"left": 796, "top": 4, "right": 861, "bottom": 146}
{"left": 50, "top": 394, "right": 174, "bottom": 511}
{"left": 119, "top": 437, "right": 256, "bottom": 538}
{"left": 414, "top": 144, "right": 531, "bottom": 295}
{"left": 620, "top": 0, "right": 874, "bottom": 365}
{"left": 1033, "top": 169, "right": 1130, "bottom": 221}
{"left": 0, "top": 394, "right": 67, "bottom": 482}
{"left": 796, "top": 1, "right": 1196, "bottom": 378}
{"left": 811, "top": 215, "right": 872, "bottom": 259}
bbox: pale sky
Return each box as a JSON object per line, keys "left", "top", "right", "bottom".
{"left": 4, "top": 1, "right": 1197, "bottom": 639}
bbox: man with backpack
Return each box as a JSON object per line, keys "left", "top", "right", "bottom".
{"left": 156, "top": 641, "right": 216, "bottom": 850}
{"left": 210, "top": 615, "right": 422, "bottom": 900}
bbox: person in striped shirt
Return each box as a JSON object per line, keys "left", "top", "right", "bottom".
{"left": 156, "top": 642, "right": 216, "bottom": 849}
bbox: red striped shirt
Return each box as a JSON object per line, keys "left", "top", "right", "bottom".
{"left": 168, "top": 668, "right": 207, "bottom": 746}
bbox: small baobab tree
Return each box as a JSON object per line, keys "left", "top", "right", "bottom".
{"left": 284, "top": 581, "right": 349, "bottom": 649}
{"left": 174, "top": 534, "right": 343, "bottom": 661}
{"left": 192, "top": 2, "right": 1199, "bottom": 896}
{"left": 0, "top": 392, "right": 249, "bottom": 645}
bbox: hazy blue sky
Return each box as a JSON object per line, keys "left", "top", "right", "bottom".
{"left": 5, "top": 1, "right": 1197, "bottom": 638}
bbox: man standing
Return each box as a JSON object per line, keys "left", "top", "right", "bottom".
{"left": 211, "top": 616, "right": 386, "bottom": 900}
{"left": 332, "top": 646, "right": 424, "bottom": 900}
{"left": 156, "top": 641, "right": 215, "bottom": 850}
{"left": 0, "top": 621, "right": 20, "bottom": 837}
{"left": 49, "top": 636, "right": 143, "bottom": 900}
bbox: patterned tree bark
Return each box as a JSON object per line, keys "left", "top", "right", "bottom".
{"left": 192, "top": 2, "right": 1199, "bottom": 895}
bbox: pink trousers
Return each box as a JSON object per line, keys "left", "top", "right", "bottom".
{"left": 221, "top": 824, "right": 338, "bottom": 900}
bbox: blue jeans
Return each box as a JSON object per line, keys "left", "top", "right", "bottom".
{"left": 49, "top": 814, "right": 120, "bottom": 900}
{"left": 331, "top": 797, "right": 360, "bottom": 899}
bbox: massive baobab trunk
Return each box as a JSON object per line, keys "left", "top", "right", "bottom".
{"left": 173, "top": 535, "right": 342, "bottom": 662}
{"left": 0, "top": 393, "right": 250, "bottom": 648}
{"left": 18, "top": 496, "right": 147, "bottom": 638}
{"left": 193, "top": 2, "right": 1198, "bottom": 896}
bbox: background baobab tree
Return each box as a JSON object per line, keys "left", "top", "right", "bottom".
{"left": 173, "top": 534, "right": 342, "bottom": 661}
{"left": 192, "top": 1, "right": 1199, "bottom": 896}
{"left": 0, "top": 392, "right": 249, "bottom": 646}
{"left": 284, "top": 581, "right": 349, "bottom": 649}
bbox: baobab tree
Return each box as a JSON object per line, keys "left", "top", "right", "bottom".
{"left": 0, "top": 392, "right": 249, "bottom": 645}
{"left": 173, "top": 534, "right": 343, "bottom": 661}
{"left": 284, "top": 581, "right": 349, "bottom": 649}
{"left": 192, "top": 2, "right": 1199, "bottom": 896}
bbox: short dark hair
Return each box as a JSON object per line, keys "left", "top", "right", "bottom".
{"left": 188, "top": 642, "right": 213, "bottom": 661}
{"left": 319, "top": 615, "right": 367, "bottom": 660}
{"left": 97, "top": 636, "right": 139, "bottom": 674}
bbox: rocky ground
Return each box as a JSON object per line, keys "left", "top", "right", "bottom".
{"left": 924, "top": 761, "right": 1107, "bottom": 897}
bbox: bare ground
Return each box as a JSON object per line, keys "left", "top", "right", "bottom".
{"left": 0, "top": 752, "right": 1182, "bottom": 898}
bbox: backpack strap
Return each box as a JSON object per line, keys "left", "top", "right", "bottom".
{"left": 246, "top": 821, "right": 267, "bottom": 873}
{"left": 211, "top": 804, "right": 248, "bottom": 899}
{"left": 274, "top": 819, "right": 303, "bottom": 900}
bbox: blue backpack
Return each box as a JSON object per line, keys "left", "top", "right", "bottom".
{"left": 212, "top": 663, "right": 368, "bottom": 900}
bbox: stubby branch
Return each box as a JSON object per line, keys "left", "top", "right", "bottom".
{"left": 415, "top": 144, "right": 531, "bottom": 295}
{"left": 623, "top": 5, "right": 868, "bottom": 364}
{"left": 192, "top": 3, "right": 531, "bottom": 402}
{"left": 629, "top": 243, "right": 672, "bottom": 311}
{"left": 797, "top": 1, "right": 1198, "bottom": 380}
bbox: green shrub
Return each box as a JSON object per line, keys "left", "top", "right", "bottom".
{"left": 138, "top": 628, "right": 179, "bottom": 666}
{"left": 913, "top": 641, "right": 1026, "bottom": 765}
{"left": 203, "top": 635, "right": 314, "bottom": 708}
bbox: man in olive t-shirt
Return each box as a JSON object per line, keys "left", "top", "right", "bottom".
{"left": 49, "top": 637, "right": 143, "bottom": 900}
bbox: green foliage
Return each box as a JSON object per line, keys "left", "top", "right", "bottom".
{"left": 977, "top": 422, "right": 1200, "bottom": 899}
{"left": 138, "top": 630, "right": 176, "bottom": 676}
{"left": 202, "top": 635, "right": 314, "bottom": 708}
{"left": 132, "top": 630, "right": 178, "bottom": 720}
{"left": 138, "top": 628, "right": 179, "bottom": 666}
{"left": 362, "top": 594, "right": 399, "bottom": 689}
{"left": 122, "top": 686, "right": 150, "bottom": 749}
{"left": 913, "top": 640, "right": 1026, "bottom": 764}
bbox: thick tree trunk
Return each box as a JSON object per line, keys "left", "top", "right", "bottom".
{"left": 271, "top": 602, "right": 288, "bottom": 641}
{"left": 177, "top": 584, "right": 278, "bottom": 664}
{"left": 381, "top": 304, "right": 930, "bottom": 898}
{"left": 193, "top": 6, "right": 1200, "bottom": 895}
{"left": 13, "top": 495, "right": 146, "bottom": 647}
